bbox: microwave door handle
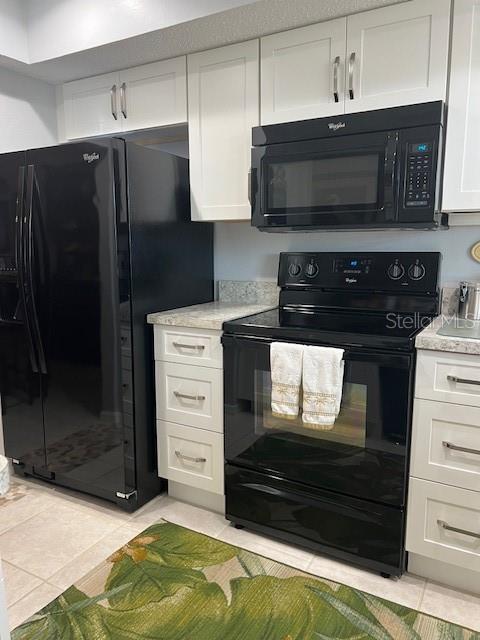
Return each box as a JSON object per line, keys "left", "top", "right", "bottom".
{"left": 15, "top": 166, "right": 38, "bottom": 374}
{"left": 383, "top": 133, "right": 399, "bottom": 221}
{"left": 249, "top": 167, "right": 257, "bottom": 211}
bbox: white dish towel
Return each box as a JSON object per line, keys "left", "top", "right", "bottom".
{"left": 302, "top": 345, "right": 345, "bottom": 430}
{"left": 270, "top": 342, "right": 304, "bottom": 419}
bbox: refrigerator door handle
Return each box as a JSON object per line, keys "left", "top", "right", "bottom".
{"left": 25, "top": 165, "right": 48, "bottom": 375}
{"left": 15, "top": 166, "right": 38, "bottom": 373}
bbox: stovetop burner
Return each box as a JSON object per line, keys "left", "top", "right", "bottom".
{"left": 223, "top": 252, "right": 441, "bottom": 352}
{"left": 223, "top": 307, "right": 430, "bottom": 350}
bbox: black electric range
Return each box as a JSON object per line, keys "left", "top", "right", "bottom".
{"left": 222, "top": 252, "right": 441, "bottom": 577}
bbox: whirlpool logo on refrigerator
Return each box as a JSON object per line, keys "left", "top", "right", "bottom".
{"left": 83, "top": 152, "right": 100, "bottom": 164}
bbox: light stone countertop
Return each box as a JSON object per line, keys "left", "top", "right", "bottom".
{"left": 416, "top": 316, "right": 480, "bottom": 355}
{"left": 147, "top": 301, "right": 276, "bottom": 331}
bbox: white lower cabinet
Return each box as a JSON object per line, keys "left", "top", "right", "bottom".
{"left": 411, "top": 399, "right": 480, "bottom": 492}
{"left": 157, "top": 421, "right": 224, "bottom": 495}
{"left": 406, "top": 478, "right": 480, "bottom": 573}
{"left": 154, "top": 325, "right": 224, "bottom": 509}
{"left": 155, "top": 361, "right": 223, "bottom": 432}
{"left": 408, "top": 349, "right": 480, "bottom": 591}
{"left": 415, "top": 350, "right": 480, "bottom": 408}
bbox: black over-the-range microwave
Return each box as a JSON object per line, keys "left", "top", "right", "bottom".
{"left": 250, "top": 101, "right": 446, "bottom": 231}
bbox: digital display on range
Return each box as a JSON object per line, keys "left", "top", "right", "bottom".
{"left": 334, "top": 257, "right": 372, "bottom": 274}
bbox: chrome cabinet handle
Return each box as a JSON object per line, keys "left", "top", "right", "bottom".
{"left": 110, "top": 84, "right": 118, "bottom": 120}
{"left": 348, "top": 52, "right": 355, "bottom": 100}
{"left": 333, "top": 55, "right": 340, "bottom": 103}
{"left": 443, "top": 441, "right": 480, "bottom": 456}
{"left": 248, "top": 170, "right": 252, "bottom": 205}
{"left": 175, "top": 450, "right": 207, "bottom": 464}
{"left": 172, "top": 342, "right": 205, "bottom": 351}
{"left": 438, "top": 519, "right": 480, "bottom": 540}
{"left": 447, "top": 375, "right": 480, "bottom": 386}
{"left": 120, "top": 82, "right": 127, "bottom": 119}
{"left": 173, "top": 391, "right": 206, "bottom": 401}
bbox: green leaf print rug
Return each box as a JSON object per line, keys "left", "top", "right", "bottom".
{"left": 12, "top": 520, "right": 479, "bottom": 639}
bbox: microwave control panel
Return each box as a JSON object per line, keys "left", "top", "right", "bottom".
{"left": 405, "top": 142, "right": 433, "bottom": 208}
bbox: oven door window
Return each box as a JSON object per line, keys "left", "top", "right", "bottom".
{"left": 257, "top": 370, "right": 367, "bottom": 449}
{"left": 265, "top": 152, "right": 382, "bottom": 214}
{"left": 224, "top": 337, "right": 412, "bottom": 507}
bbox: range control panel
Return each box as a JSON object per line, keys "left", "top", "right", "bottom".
{"left": 405, "top": 142, "right": 434, "bottom": 208}
{"left": 279, "top": 252, "right": 441, "bottom": 293}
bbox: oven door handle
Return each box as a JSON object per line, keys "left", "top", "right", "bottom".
{"left": 221, "top": 334, "right": 411, "bottom": 368}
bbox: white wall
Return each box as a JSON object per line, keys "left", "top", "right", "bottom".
{"left": 25, "top": 0, "right": 256, "bottom": 62}
{"left": 0, "top": 67, "right": 57, "bottom": 152}
{"left": 214, "top": 222, "right": 480, "bottom": 285}
{"left": 0, "top": 0, "right": 28, "bottom": 62}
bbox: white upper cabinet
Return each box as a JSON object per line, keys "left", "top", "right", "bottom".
{"left": 259, "top": 0, "right": 450, "bottom": 124}
{"left": 443, "top": 0, "right": 480, "bottom": 214}
{"left": 63, "top": 72, "right": 121, "bottom": 139}
{"left": 188, "top": 40, "right": 259, "bottom": 222}
{"left": 261, "top": 19, "right": 347, "bottom": 125}
{"left": 118, "top": 57, "right": 187, "bottom": 131}
{"left": 62, "top": 57, "right": 187, "bottom": 140}
{"left": 345, "top": 0, "right": 450, "bottom": 113}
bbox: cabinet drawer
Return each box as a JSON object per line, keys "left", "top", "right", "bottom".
{"left": 155, "top": 362, "right": 223, "bottom": 432}
{"left": 411, "top": 399, "right": 480, "bottom": 492}
{"left": 406, "top": 478, "right": 480, "bottom": 573}
{"left": 154, "top": 326, "right": 222, "bottom": 368}
{"left": 157, "top": 420, "right": 224, "bottom": 494}
{"left": 415, "top": 350, "right": 480, "bottom": 407}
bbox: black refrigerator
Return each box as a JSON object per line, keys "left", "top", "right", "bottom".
{"left": 0, "top": 139, "right": 213, "bottom": 510}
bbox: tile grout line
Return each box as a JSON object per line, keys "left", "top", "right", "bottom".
{"left": 4, "top": 575, "right": 47, "bottom": 609}
{"left": 45, "top": 520, "right": 130, "bottom": 585}
{"left": 3, "top": 517, "right": 127, "bottom": 584}
{"left": 417, "top": 578, "right": 429, "bottom": 611}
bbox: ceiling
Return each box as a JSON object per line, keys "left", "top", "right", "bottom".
{"left": 0, "top": 0, "right": 408, "bottom": 84}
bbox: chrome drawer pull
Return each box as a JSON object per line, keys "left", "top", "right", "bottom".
{"left": 120, "top": 82, "right": 127, "bottom": 119}
{"left": 438, "top": 519, "right": 480, "bottom": 540}
{"left": 443, "top": 441, "right": 480, "bottom": 456}
{"left": 110, "top": 84, "right": 118, "bottom": 120}
{"left": 333, "top": 55, "right": 340, "bottom": 103}
{"left": 173, "top": 391, "right": 206, "bottom": 401}
{"left": 348, "top": 52, "right": 355, "bottom": 100}
{"left": 172, "top": 342, "right": 205, "bottom": 351}
{"left": 175, "top": 450, "right": 206, "bottom": 464}
{"left": 447, "top": 375, "right": 480, "bottom": 386}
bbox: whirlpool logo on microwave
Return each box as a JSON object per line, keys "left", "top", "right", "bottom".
{"left": 83, "top": 152, "right": 100, "bottom": 163}
{"left": 328, "top": 121, "right": 346, "bottom": 131}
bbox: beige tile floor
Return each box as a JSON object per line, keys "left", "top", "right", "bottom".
{"left": 2, "top": 476, "right": 480, "bottom": 633}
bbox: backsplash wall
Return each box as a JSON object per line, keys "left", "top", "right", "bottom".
{"left": 214, "top": 222, "right": 480, "bottom": 284}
